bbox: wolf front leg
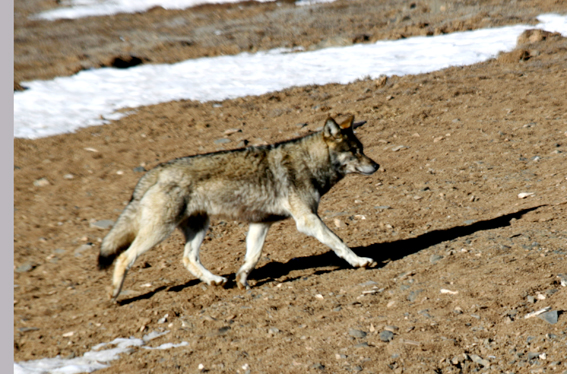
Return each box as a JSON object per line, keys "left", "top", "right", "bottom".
{"left": 236, "top": 222, "right": 272, "bottom": 289}
{"left": 290, "top": 203, "right": 376, "bottom": 268}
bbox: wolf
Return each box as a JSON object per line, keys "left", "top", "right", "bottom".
{"left": 98, "top": 115, "right": 379, "bottom": 300}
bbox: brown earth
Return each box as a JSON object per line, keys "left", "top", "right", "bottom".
{"left": 13, "top": 0, "right": 567, "bottom": 373}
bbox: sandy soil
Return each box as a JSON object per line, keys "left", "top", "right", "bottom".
{"left": 14, "top": 0, "right": 567, "bottom": 373}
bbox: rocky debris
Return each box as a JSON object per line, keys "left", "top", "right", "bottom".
{"left": 33, "top": 178, "right": 50, "bottom": 187}
{"left": 348, "top": 329, "right": 367, "bottom": 339}
{"left": 537, "top": 310, "right": 559, "bottom": 325}
{"left": 214, "top": 138, "right": 231, "bottom": 144}
{"left": 379, "top": 330, "right": 394, "bottom": 342}
{"left": 90, "top": 220, "right": 114, "bottom": 229}
{"left": 469, "top": 354, "right": 490, "bottom": 368}
{"left": 430, "top": 254, "right": 444, "bottom": 264}
{"left": 15, "top": 262, "right": 37, "bottom": 273}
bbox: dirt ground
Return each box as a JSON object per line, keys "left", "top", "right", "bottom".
{"left": 13, "top": 0, "right": 567, "bottom": 373}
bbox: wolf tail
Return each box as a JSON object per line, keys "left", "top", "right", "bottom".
{"left": 97, "top": 167, "right": 161, "bottom": 270}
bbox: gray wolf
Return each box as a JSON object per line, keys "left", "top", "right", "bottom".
{"left": 98, "top": 115, "right": 379, "bottom": 300}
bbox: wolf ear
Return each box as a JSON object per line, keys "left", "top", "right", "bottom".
{"left": 338, "top": 115, "right": 355, "bottom": 130}
{"left": 352, "top": 120, "right": 367, "bottom": 129}
{"left": 323, "top": 117, "right": 341, "bottom": 138}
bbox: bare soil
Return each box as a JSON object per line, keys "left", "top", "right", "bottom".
{"left": 14, "top": 0, "right": 567, "bottom": 373}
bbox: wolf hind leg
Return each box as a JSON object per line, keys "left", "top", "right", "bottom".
{"left": 98, "top": 201, "right": 139, "bottom": 270}
{"left": 180, "top": 215, "right": 227, "bottom": 286}
{"left": 109, "top": 186, "right": 183, "bottom": 300}
{"left": 236, "top": 223, "right": 271, "bottom": 289}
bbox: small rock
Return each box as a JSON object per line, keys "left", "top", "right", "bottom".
{"left": 527, "top": 295, "right": 536, "bottom": 303}
{"left": 379, "top": 330, "right": 394, "bottom": 342}
{"left": 157, "top": 314, "right": 169, "bottom": 324}
{"left": 15, "top": 262, "right": 37, "bottom": 273}
{"left": 451, "top": 353, "right": 468, "bottom": 365}
{"left": 349, "top": 329, "right": 367, "bottom": 338}
{"left": 133, "top": 166, "right": 146, "bottom": 173}
{"left": 538, "top": 310, "right": 558, "bottom": 324}
{"left": 310, "top": 363, "right": 325, "bottom": 370}
{"left": 268, "top": 327, "right": 280, "bottom": 335}
{"left": 63, "top": 174, "right": 74, "bottom": 180}
{"left": 430, "top": 254, "right": 444, "bottom": 264}
{"left": 90, "top": 220, "right": 114, "bottom": 230}
{"left": 33, "top": 178, "right": 50, "bottom": 187}
{"left": 391, "top": 145, "right": 407, "bottom": 152}
{"left": 334, "top": 218, "right": 345, "bottom": 228}
{"left": 557, "top": 274, "right": 567, "bottom": 287}
{"left": 214, "top": 138, "right": 231, "bottom": 144}
{"left": 224, "top": 128, "right": 241, "bottom": 135}
{"left": 463, "top": 219, "right": 476, "bottom": 225}
{"left": 354, "top": 342, "right": 369, "bottom": 348}
{"left": 407, "top": 289, "right": 423, "bottom": 302}
{"left": 518, "top": 192, "right": 535, "bottom": 199}
{"left": 384, "top": 325, "right": 399, "bottom": 332}
{"left": 18, "top": 327, "right": 39, "bottom": 332}
{"left": 470, "top": 354, "right": 490, "bottom": 367}
{"left": 359, "top": 281, "right": 378, "bottom": 287}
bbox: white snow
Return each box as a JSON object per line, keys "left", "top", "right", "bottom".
{"left": 14, "top": 334, "right": 188, "bottom": 374}
{"left": 14, "top": 13, "right": 567, "bottom": 139}
{"left": 34, "top": 0, "right": 274, "bottom": 21}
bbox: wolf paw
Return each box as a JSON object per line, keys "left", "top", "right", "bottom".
{"left": 207, "top": 276, "right": 227, "bottom": 287}
{"left": 236, "top": 272, "right": 251, "bottom": 290}
{"left": 352, "top": 257, "right": 377, "bottom": 268}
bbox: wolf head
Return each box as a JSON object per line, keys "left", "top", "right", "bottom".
{"left": 323, "top": 116, "right": 379, "bottom": 176}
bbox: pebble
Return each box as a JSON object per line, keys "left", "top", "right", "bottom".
{"left": 224, "top": 128, "right": 241, "bottom": 135}
{"left": 557, "top": 274, "right": 567, "bottom": 287}
{"left": 157, "top": 314, "right": 169, "bottom": 324}
{"left": 384, "top": 325, "right": 399, "bottom": 333}
{"left": 354, "top": 342, "right": 369, "bottom": 348}
{"left": 33, "top": 178, "right": 50, "bottom": 187}
{"left": 391, "top": 145, "right": 407, "bottom": 152}
{"left": 63, "top": 174, "right": 74, "bottom": 179}
{"left": 379, "top": 330, "right": 394, "bottom": 342}
{"left": 334, "top": 218, "right": 345, "bottom": 228}
{"left": 349, "top": 329, "right": 367, "bottom": 338}
{"left": 90, "top": 220, "right": 114, "bottom": 230}
{"left": 538, "top": 310, "right": 558, "bottom": 324}
{"left": 214, "top": 138, "right": 231, "bottom": 144}
{"left": 470, "top": 354, "right": 490, "bottom": 367}
{"left": 430, "top": 254, "right": 444, "bottom": 264}
{"left": 15, "top": 262, "right": 36, "bottom": 273}
{"left": 518, "top": 192, "right": 535, "bottom": 199}
{"left": 133, "top": 166, "right": 146, "bottom": 173}
{"left": 463, "top": 219, "right": 476, "bottom": 225}
{"left": 18, "top": 327, "right": 39, "bottom": 332}
{"left": 359, "top": 281, "right": 378, "bottom": 287}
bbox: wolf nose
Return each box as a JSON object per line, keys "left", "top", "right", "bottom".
{"left": 372, "top": 162, "right": 380, "bottom": 172}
